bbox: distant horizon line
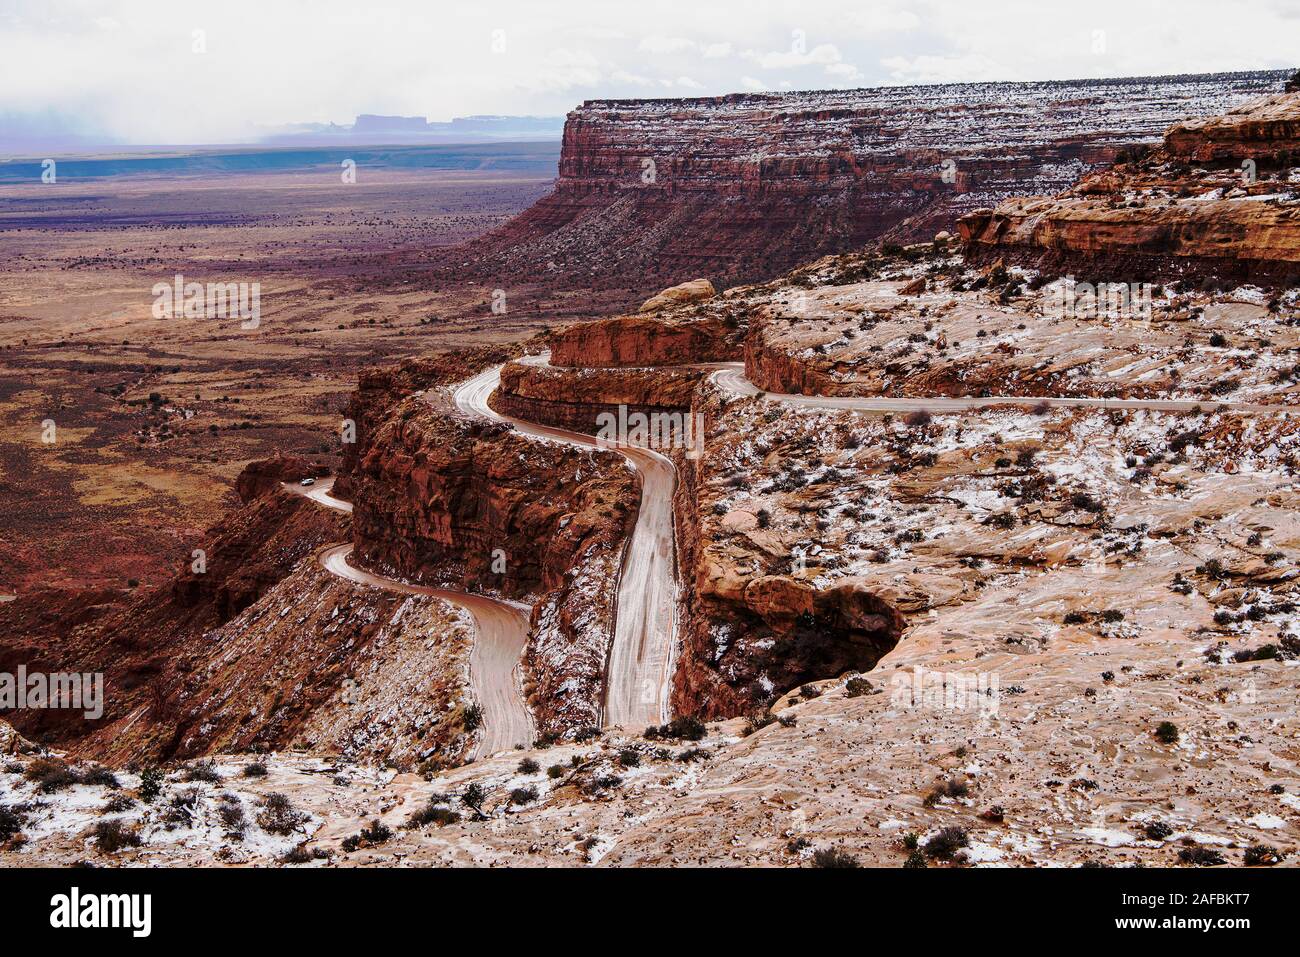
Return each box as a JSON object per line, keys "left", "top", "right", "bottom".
{"left": 5, "top": 64, "right": 1294, "bottom": 158}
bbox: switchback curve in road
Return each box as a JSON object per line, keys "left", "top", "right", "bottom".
{"left": 449, "top": 363, "right": 679, "bottom": 730}
{"left": 443, "top": 353, "right": 1296, "bottom": 735}
{"left": 284, "top": 479, "right": 533, "bottom": 758}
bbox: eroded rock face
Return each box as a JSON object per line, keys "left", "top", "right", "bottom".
{"left": 336, "top": 345, "right": 515, "bottom": 498}
{"left": 0, "top": 487, "right": 348, "bottom": 760}
{"left": 162, "top": 562, "right": 476, "bottom": 767}
{"left": 1166, "top": 92, "right": 1300, "bottom": 162}
{"left": 550, "top": 314, "right": 739, "bottom": 368}
{"left": 0, "top": 719, "right": 39, "bottom": 756}
{"left": 670, "top": 390, "right": 906, "bottom": 718}
{"left": 960, "top": 92, "right": 1300, "bottom": 284}
{"left": 740, "top": 248, "right": 1300, "bottom": 407}
{"left": 492, "top": 359, "right": 706, "bottom": 434}
{"left": 464, "top": 73, "right": 1286, "bottom": 292}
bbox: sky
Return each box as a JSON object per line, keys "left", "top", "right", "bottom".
{"left": 2, "top": 0, "right": 1299, "bottom": 144}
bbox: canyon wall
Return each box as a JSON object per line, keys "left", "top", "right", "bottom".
{"left": 549, "top": 314, "right": 740, "bottom": 368}
{"left": 492, "top": 359, "right": 706, "bottom": 434}
{"left": 336, "top": 345, "right": 516, "bottom": 499}
{"left": 467, "top": 72, "right": 1288, "bottom": 292}
{"left": 671, "top": 392, "right": 906, "bottom": 718}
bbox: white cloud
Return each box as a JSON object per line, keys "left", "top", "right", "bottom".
{"left": 521, "top": 48, "right": 604, "bottom": 94}
{"left": 638, "top": 35, "right": 698, "bottom": 55}
{"left": 848, "top": 5, "right": 922, "bottom": 32}
{"left": 880, "top": 53, "right": 1010, "bottom": 85}
{"left": 825, "top": 62, "right": 865, "bottom": 83}
{"left": 748, "top": 42, "right": 845, "bottom": 69}
{"left": 1, "top": 0, "right": 1297, "bottom": 145}
{"left": 611, "top": 70, "right": 656, "bottom": 87}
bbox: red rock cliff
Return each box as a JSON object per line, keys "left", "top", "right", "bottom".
{"left": 467, "top": 72, "right": 1287, "bottom": 292}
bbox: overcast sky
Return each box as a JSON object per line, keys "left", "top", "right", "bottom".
{"left": 3, "top": 0, "right": 1299, "bottom": 143}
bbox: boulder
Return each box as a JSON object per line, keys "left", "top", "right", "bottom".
{"left": 639, "top": 279, "right": 717, "bottom": 313}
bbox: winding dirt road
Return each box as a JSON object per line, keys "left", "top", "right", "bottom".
{"left": 293, "top": 351, "right": 1293, "bottom": 747}
{"left": 449, "top": 363, "right": 679, "bottom": 729}
{"left": 445, "top": 352, "right": 1299, "bottom": 737}
{"left": 285, "top": 479, "right": 533, "bottom": 758}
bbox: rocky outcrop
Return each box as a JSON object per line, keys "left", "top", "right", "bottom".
{"left": 161, "top": 562, "right": 476, "bottom": 767}
{"left": 463, "top": 72, "right": 1287, "bottom": 293}
{"left": 960, "top": 92, "right": 1300, "bottom": 284}
{"left": 336, "top": 345, "right": 516, "bottom": 498}
{"left": 492, "top": 359, "right": 706, "bottom": 434}
{"left": 960, "top": 192, "right": 1300, "bottom": 284}
{"left": 349, "top": 394, "right": 639, "bottom": 736}
{"left": 744, "top": 314, "right": 841, "bottom": 396}
{"left": 0, "top": 719, "right": 40, "bottom": 756}
{"left": 550, "top": 313, "right": 740, "bottom": 368}
{"left": 640, "top": 278, "right": 716, "bottom": 313}
{"left": 670, "top": 389, "right": 905, "bottom": 718}
{"left": 1165, "top": 92, "right": 1300, "bottom": 162}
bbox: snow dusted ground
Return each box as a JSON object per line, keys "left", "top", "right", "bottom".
{"left": 0, "top": 754, "right": 332, "bottom": 865}
{"left": 746, "top": 254, "right": 1300, "bottom": 409}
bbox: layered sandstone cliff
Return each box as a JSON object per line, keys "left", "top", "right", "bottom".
{"left": 336, "top": 345, "right": 516, "bottom": 499}
{"left": 465, "top": 72, "right": 1287, "bottom": 293}
{"left": 234, "top": 453, "right": 331, "bottom": 504}
{"left": 960, "top": 92, "right": 1300, "bottom": 283}
{"left": 492, "top": 359, "right": 706, "bottom": 434}
{"left": 1165, "top": 92, "right": 1300, "bottom": 161}
{"left": 671, "top": 388, "right": 907, "bottom": 719}
{"left": 549, "top": 313, "right": 739, "bottom": 368}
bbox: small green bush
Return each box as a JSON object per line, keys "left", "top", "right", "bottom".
{"left": 844, "top": 677, "right": 873, "bottom": 698}
{"left": 812, "top": 847, "right": 860, "bottom": 868}
{"left": 359, "top": 819, "right": 392, "bottom": 844}
{"left": 138, "top": 766, "right": 164, "bottom": 803}
{"left": 257, "top": 792, "right": 306, "bottom": 835}
{"left": 1243, "top": 844, "right": 1281, "bottom": 866}
{"left": 643, "top": 716, "right": 706, "bottom": 741}
{"left": 407, "top": 802, "right": 461, "bottom": 828}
